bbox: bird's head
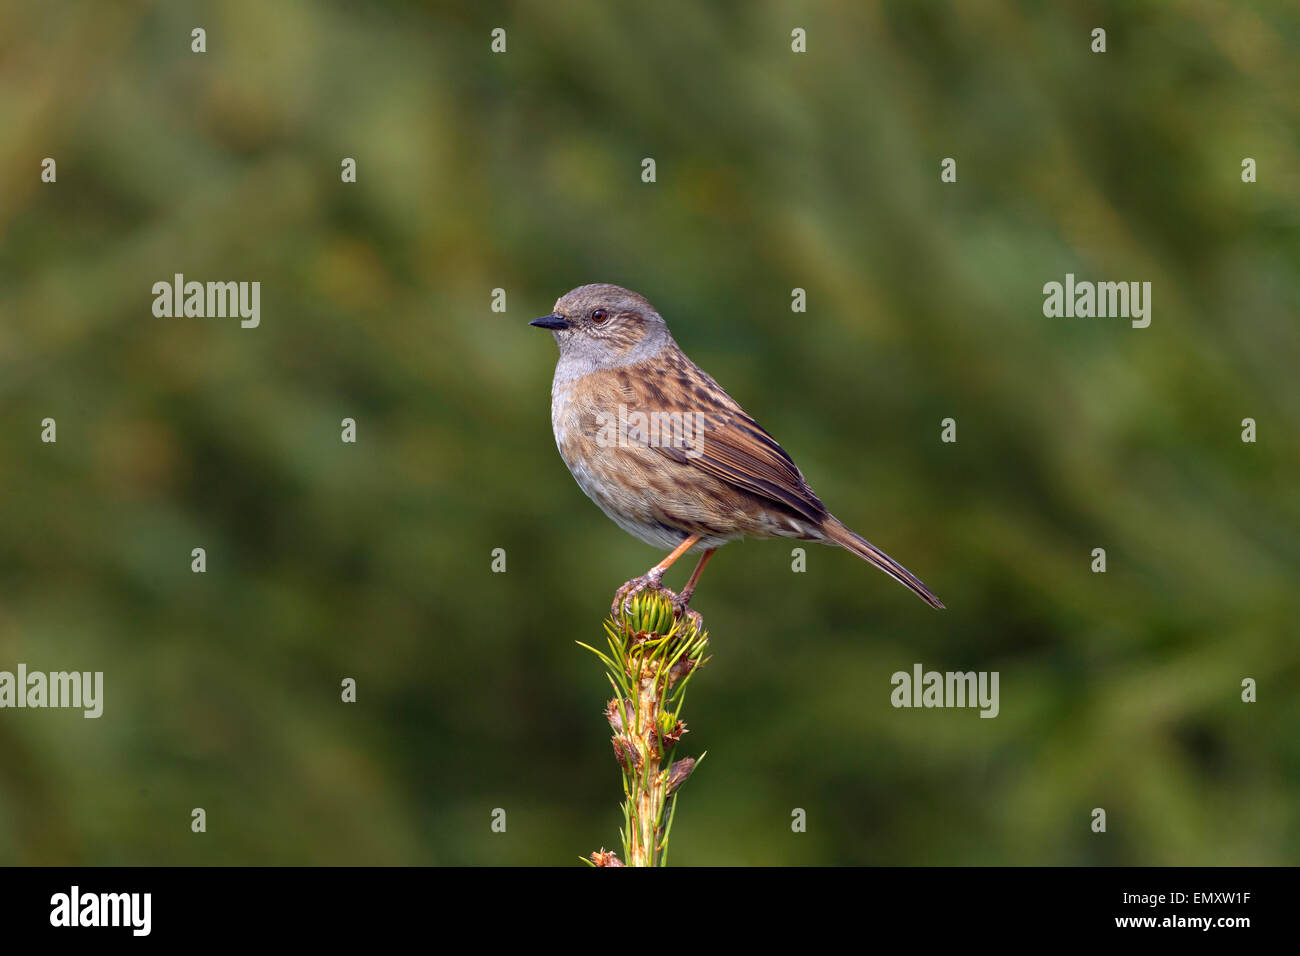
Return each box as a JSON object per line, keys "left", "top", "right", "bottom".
{"left": 531, "top": 283, "right": 672, "bottom": 370}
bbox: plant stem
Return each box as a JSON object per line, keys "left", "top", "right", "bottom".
{"left": 582, "top": 588, "right": 708, "bottom": 867}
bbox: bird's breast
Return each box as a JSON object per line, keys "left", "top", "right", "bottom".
{"left": 550, "top": 372, "right": 607, "bottom": 480}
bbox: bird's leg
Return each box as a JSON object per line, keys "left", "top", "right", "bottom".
{"left": 612, "top": 535, "right": 701, "bottom": 617}
{"left": 672, "top": 548, "right": 715, "bottom": 625}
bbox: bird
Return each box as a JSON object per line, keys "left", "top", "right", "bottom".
{"left": 530, "top": 283, "right": 944, "bottom": 618}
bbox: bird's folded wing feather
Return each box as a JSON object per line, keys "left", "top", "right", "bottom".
{"left": 626, "top": 396, "right": 829, "bottom": 524}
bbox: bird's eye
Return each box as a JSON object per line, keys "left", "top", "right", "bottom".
{"left": 591, "top": 309, "right": 608, "bottom": 324}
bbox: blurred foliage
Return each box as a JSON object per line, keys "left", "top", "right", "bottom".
{"left": 0, "top": 0, "right": 1296, "bottom": 865}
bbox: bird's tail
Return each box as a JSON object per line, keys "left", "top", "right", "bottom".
{"left": 821, "top": 517, "right": 945, "bottom": 609}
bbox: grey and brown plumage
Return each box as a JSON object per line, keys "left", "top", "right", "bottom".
{"left": 532, "top": 283, "right": 944, "bottom": 614}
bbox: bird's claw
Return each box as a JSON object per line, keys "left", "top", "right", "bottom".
{"left": 612, "top": 569, "right": 700, "bottom": 627}
{"left": 611, "top": 571, "right": 663, "bottom": 617}
{"left": 608, "top": 580, "right": 702, "bottom": 632}
{"left": 671, "top": 594, "right": 703, "bottom": 631}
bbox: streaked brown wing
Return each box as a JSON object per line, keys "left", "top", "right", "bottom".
{"left": 625, "top": 386, "right": 829, "bottom": 525}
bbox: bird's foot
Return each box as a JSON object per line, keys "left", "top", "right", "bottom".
{"left": 671, "top": 593, "right": 704, "bottom": 632}
{"left": 611, "top": 568, "right": 665, "bottom": 617}
{"left": 612, "top": 569, "right": 703, "bottom": 629}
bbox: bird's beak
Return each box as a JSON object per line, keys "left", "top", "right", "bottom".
{"left": 529, "top": 313, "right": 570, "bottom": 330}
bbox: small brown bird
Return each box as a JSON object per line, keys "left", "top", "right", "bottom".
{"left": 531, "top": 283, "right": 944, "bottom": 615}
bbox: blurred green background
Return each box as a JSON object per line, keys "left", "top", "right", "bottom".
{"left": 0, "top": 0, "right": 1296, "bottom": 865}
